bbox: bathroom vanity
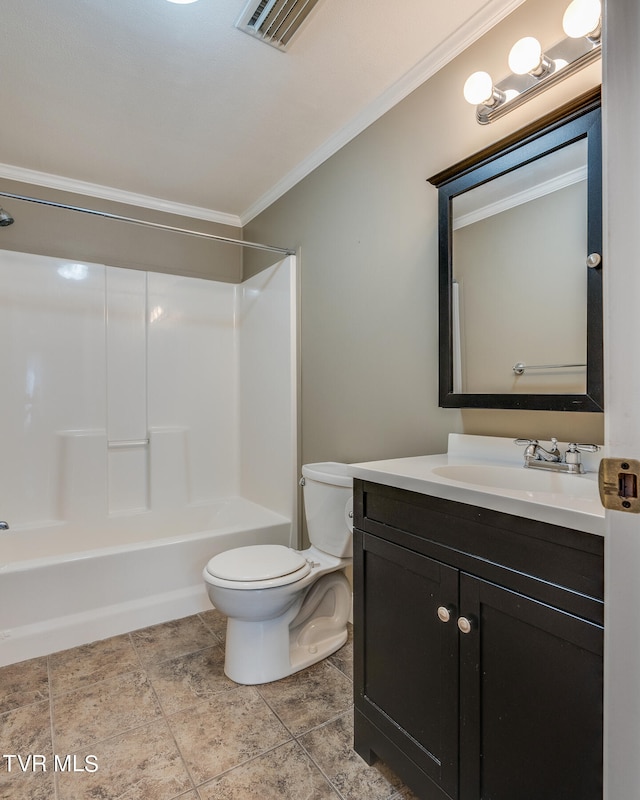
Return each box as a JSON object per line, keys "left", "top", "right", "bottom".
{"left": 350, "top": 435, "right": 604, "bottom": 800}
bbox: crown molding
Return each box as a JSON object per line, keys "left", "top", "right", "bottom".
{"left": 0, "top": 163, "right": 242, "bottom": 229}
{"left": 240, "top": 0, "right": 527, "bottom": 224}
{"left": 453, "top": 165, "right": 587, "bottom": 229}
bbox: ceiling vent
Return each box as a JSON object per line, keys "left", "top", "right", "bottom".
{"left": 235, "top": 0, "right": 322, "bottom": 50}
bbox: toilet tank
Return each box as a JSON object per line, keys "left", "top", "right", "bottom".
{"left": 301, "top": 462, "right": 353, "bottom": 558}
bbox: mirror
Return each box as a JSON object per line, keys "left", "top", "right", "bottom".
{"left": 429, "top": 89, "right": 602, "bottom": 411}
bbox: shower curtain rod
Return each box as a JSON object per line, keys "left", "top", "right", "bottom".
{"left": 0, "top": 190, "right": 296, "bottom": 256}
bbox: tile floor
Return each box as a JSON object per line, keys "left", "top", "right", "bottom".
{"left": 0, "top": 612, "right": 417, "bottom": 800}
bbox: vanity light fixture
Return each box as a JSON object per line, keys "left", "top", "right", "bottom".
{"left": 464, "top": 0, "right": 601, "bottom": 124}
{"left": 165, "top": 0, "right": 200, "bottom": 4}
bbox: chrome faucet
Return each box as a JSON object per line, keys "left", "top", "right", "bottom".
{"left": 514, "top": 438, "right": 600, "bottom": 474}
{"left": 521, "top": 437, "right": 562, "bottom": 462}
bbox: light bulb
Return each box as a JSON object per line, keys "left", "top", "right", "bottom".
{"left": 508, "top": 37, "right": 544, "bottom": 75}
{"left": 563, "top": 0, "right": 601, "bottom": 39}
{"left": 463, "top": 71, "right": 495, "bottom": 106}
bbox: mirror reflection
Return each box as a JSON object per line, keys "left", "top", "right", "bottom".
{"left": 451, "top": 139, "right": 588, "bottom": 395}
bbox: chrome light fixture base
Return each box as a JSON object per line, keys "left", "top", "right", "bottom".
{"left": 475, "top": 36, "right": 601, "bottom": 125}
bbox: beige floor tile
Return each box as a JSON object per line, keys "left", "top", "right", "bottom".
{"left": 0, "top": 700, "right": 53, "bottom": 765}
{"left": 49, "top": 634, "right": 140, "bottom": 695}
{"left": 0, "top": 615, "right": 416, "bottom": 800}
{"left": 300, "top": 711, "right": 408, "bottom": 800}
{"left": 391, "top": 784, "right": 422, "bottom": 800}
{"left": 56, "top": 719, "right": 193, "bottom": 800}
{"left": 0, "top": 769, "right": 56, "bottom": 800}
{"left": 147, "top": 645, "right": 236, "bottom": 715}
{"left": 257, "top": 660, "right": 354, "bottom": 736}
{"left": 131, "top": 615, "right": 219, "bottom": 666}
{"left": 198, "top": 609, "right": 227, "bottom": 641}
{"left": 197, "top": 740, "right": 338, "bottom": 800}
{"left": 168, "top": 685, "right": 291, "bottom": 785}
{"left": 53, "top": 669, "right": 162, "bottom": 752}
{"left": 0, "top": 656, "right": 49, "bottom": 714}
{"left": 328, "top": 627, "right": 354, "bottom": 681}
{"left": 0, "top": 701, "right": 54, "bottom": 800}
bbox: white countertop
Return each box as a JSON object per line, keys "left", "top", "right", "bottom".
{"left": 350, "top": 434, "right": 605, "bottom": 536}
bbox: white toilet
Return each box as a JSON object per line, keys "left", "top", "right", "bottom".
{"left": 202, "top": 462, "right": 353, "bottom": 685}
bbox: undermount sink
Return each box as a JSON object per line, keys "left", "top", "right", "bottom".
{"left": 431, "top": 464, "right": 598, "bottom": 498}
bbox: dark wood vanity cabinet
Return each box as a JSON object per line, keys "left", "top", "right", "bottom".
{"left": 353, "top": 479, "right": 604, "bottom": 800}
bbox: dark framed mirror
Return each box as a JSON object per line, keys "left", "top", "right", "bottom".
{"left": 429, "top": 88, "right": 602, "bottom": 411}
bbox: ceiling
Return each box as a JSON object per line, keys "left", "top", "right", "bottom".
{"left": 1, "top": 0, "right": 523, "bottom": 225}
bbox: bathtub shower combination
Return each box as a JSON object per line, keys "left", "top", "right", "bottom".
{"left": 0, "top": 249, "right": 298, "bottom": 667}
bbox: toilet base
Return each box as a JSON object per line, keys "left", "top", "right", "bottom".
{"left": 223, "top": 571, "right": 351, "bottom": 684}
{"left": 289, "top": 626, "right": 348, "bottom": 675}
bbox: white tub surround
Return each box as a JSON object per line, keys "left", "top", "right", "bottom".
{"left": 350, "top": 434, "right": 605, "bottom": 535}
{"left": 0, "top": 251, "right": 298, "bottom": 665}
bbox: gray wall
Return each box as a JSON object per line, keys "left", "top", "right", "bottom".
{"left": 454, "top": 181, "right": 587, "bottom": 394}
{"left": 0, "top": 178, "right": 242, "bottom": 282}
{"left": 244, "top": 0, "right": 604, "bottom": 467}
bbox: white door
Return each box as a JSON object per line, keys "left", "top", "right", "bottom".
{"left": 603, "top": 1, "right": 640, "bottom": 797}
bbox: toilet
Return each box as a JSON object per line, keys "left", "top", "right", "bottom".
{"left": 202, "top": 462, "right": 353, "bottom": 685}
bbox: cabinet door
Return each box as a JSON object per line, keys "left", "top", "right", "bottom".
{"left": 355, "top": 532, "right": 459, "bottom": 798}
{"left": 458, "top": 574, "right": 603, "bottom": 800}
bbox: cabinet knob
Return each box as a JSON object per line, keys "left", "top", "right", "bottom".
{"left": 457, "top": 616, "right": 473, "bottom": 634}
{"left": 437, "top": 606, "right": 452, "bottom": 623}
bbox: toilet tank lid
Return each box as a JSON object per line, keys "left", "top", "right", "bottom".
{"left": 301, "top": 462, "right": 352, "bottom": 488}
{"left": 205, "top": 544, "right": 308, "bottom": 582}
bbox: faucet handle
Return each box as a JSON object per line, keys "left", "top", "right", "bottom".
{"left": 565, "top": 442, "right": 600, "bottom": 467}
{"left": 514, "top": 438, "right": 538, "bottom": 446}
{"left": 567, "top": 443, "right": 601, "bottom": 453}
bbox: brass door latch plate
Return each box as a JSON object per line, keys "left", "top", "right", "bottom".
{"left": 598, "top": 458, "right": 640, "bottom": 512}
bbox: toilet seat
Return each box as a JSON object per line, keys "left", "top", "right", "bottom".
{"left": 204, "top": 544, "right": 312, "bottom": 590}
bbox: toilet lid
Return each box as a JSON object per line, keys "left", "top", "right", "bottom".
{"left": 205, "top": 544, "right": 310, "bottom": 583}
